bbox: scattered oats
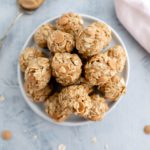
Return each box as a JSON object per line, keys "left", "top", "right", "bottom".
{"left": 91, "top": 136, "right": 97, "bottom": 144}
{"left": 33, "top": 135, "right": 38, "bottom": 140}
{"left": 58, "top": 144, "right": 66, "bottom": 150}
{"left": 0, "top": 95, "right": 5, "bottom": 102}
{"left": 104, "top": 144, "right": 109, "bottom": 150}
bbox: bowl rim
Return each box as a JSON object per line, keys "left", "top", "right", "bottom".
{"left": 17, "top": 13, "right": 130, "bottom": 126}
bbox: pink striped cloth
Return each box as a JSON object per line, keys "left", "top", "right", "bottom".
{"left": 115, "top": 0, "right": 150, "bottom": 52}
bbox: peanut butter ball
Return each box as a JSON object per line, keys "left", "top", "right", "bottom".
{"left": 98, "top": 75, "right": 126, "bottom": 101}
{"left": 76, "top": 21, "right": 112, "bottom": 58}
{"left": 85, "top": 94, "right": 109, "bottom": 121}
{"left": 25, "top": 57, "right": 51, "bottom": 90}
{"left": 51, "top": 53, "right": 82, "bottom": 86}
{"left": 45, "top": 93, "right": 72, "bottom": 122}
{"left": 45, "top": 85, "right": 109, "bottom": 122}
{"left": 58, "top": 85, "right": 92, "bottom": 117}
{"left": 47, "top": 30, "right": 75, "bottom": 53}
{"left": 24, "top": 81, "right": 52, "bottom": 103}
{"left": 56, "top": 12, "right": 84, "bottom": 37}
{"left": 19, "top": 47, "right": 44, "bottom": 72}
{"left": 75, "top": 77, "right": 94, "bottom": 94}
{"left": 34, "top": 23, "right": 55, "bottom": 48}
{"left": 84, "top": 53, "right": 116, "bottom": 86}
{"left": 18, "top": 0, "right": 45, "bottom": 10}
{"left": 107, "top": 45, "right": 126, "bottom": 72}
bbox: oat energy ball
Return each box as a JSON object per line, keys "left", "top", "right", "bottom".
{"left": 45, "top": 93, "right": 72, "bottom": 122}
{"left": 19, "top": 47, "right": 44, "bottom": 72}
{"left": 85, "top": 94, "right": 108, "bottom": 121}
{"left": 76, "top": 21, "right": 112, "bottom": 58}
{"left": 107, "top": 45, "right": 126, "bottom": 72}
{"left": 58, "top": 85, "right": 92, "bottom": 117}
{"left": 18, "top": 0, "right": 45, "bottom": 10}
{"left": 90, "top": 22, "right": 112, "bottom": 45}
{"left": 84, "top": 53, "right": 116, "bottom": 86}
{"left": 24, "top": 81, "right": 52, "bottom": 103}
{"left": 25, "top": 57, "right": 51, "bottom": 90}
{"left": 56, "top": 12, "right": 84, "bottom": 37}
{"left": 98, "top": 75, "right": 126, "bottom": 101}
{"left": 51, "top": 53, "right": 82, "bottom": 86}
{"left": 47, "top": 30, "right": 75, "bottom": 53}
{"left": 34, "top": 23, "right": 55, "bottom": 48}
{"left": 75, "top": 77, "right": 94, "bottom": 94}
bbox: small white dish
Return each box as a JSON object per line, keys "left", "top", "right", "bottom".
{"left": 18, "top": 14, "right": 130, "bottom": 126}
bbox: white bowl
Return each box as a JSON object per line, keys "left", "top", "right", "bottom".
{"left": 18, "top": 14, "right": 130, "bottom": 126}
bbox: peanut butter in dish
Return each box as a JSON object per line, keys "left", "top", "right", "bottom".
{"left": 18, "top": 0, "right": 45, "bottom": 10}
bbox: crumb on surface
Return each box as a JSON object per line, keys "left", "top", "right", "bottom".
{"left": 33, "top": 135, "right": 38, "bottom": 139}
{"left": 1, "top": 130, "right": 12, "bottom": 140}
{"left": 104, "top": 144, "right": 109, "bottom": 150}
{"left": 58, "top": 144, "right": 66, "bottom": 150}
{"left": 0, "top": 95, "right": 5, "bottom": 102}
{"left": 144, "top": 125, "right": 150, "bottom": 134}
{"left": 91, "top": 136, "right": 97, "bottom": 143}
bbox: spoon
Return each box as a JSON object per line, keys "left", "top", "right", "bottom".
{"left": 0, "top": 0, "right": 44, "bottom": 49}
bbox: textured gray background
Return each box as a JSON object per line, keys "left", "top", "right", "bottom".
{"left": 0, "top": 0, "right": 150, "bottom": 149}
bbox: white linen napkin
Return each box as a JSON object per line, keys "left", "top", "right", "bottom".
{"left": 115, "top": 0, "right": 150, "bottom": 53}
